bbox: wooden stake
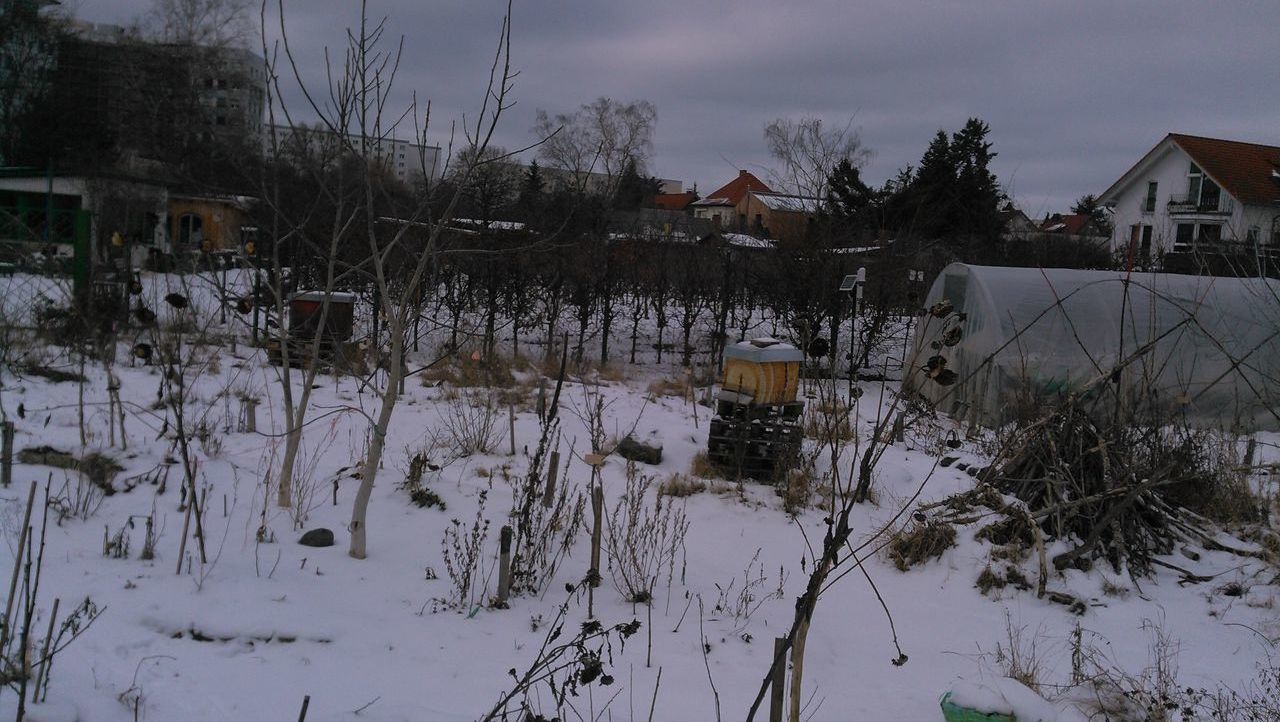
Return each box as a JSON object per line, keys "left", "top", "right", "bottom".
{"left": 176, "top": 497, "right": 193, "bottom": 575}
{"left": 589, "top": 482, "right": 603, "bottom": 590}
{"left": 32, "top": 597, "right": 59, "bottom": 703}
{"left": 769, "top": 636, "right": 786, "bottom": 722}
{"left": 1, "top": 420, "right": 14, "bottom": 487}
{"left": 496, "top": 525, "right": 513, "bottom": 605}
{"left": 542, "top": 450, "right": 561, "bottom": 509}
{"left": 244, "top": 398, "right": 258, "bottom": 434}
{"left": 1, "top": 482, "right": 36, "bottom": 655}
{"left": 298, "top": 694, "right": 311, "bottom": 722}
{"left": 508, "top": 405, "right": 517, "bottom": 456}
{"left": 789, "top": 617, "right": 810, "bottom": 722}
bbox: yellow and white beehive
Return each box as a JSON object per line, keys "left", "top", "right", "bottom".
{"left": 719, "top": 338, "right": 802, "bottom": 406}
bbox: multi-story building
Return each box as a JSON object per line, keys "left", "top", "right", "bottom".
{"left": 1099, "top": 133, "right": 1280, "bottom": 270}
{"left": 268, "top": 123, "right": 441, "bottom": 186}
{"left": 14, "top": 21, "right": 267, "bottom": 175}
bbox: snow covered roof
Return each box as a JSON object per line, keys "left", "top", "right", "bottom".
{"left": 722, "top": 233, "right": 774, "bottom": 249}
{"left": 689, "top": 196, "right": 734, "bottom": 207}
{"left": 752, "top": 192, "right": 822, "bottom": 213}
{"left": 453, "top": 218, "right": 526, "bottom": 231}
{"left": 724, "top": 337, "right": 803, "bottom": 363}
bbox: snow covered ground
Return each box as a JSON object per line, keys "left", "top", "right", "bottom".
{"left": 0, "top": 271, "right": 1277, "bottom": 721}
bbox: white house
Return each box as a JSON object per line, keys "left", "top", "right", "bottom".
{"left": 1098, "top": 134, "right": 1280, "bottom": 264}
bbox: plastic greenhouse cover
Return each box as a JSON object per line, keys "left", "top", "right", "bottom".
{"left": 907, "top": 263, "right": 1280, "bottom": 431}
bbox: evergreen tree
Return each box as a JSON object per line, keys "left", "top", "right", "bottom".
{"left": 1071, "top": 193, "right": 1113, "bottom": 236}
{"left": 613, "top": 157, "right": 661, "bottom": 210}
{"left": 515, "top": 160, "right": 547, "bottom": 226}
{"left": 909, "top": 130, "right": 958, "bottom": 239}
{"left": 826, "top": 158, "right": 873, "bottom": 226}
{"left": 949, "top": 118, "right": 1004, "bottom": 240}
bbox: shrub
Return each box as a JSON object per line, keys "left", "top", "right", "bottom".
{"left": 604, "top": 462, "right": 690, "bottom": 604}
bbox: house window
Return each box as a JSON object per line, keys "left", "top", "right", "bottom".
{"left": 1247, "top": 226, "right": 1260, "bottom": 245}
{"left": 1143, "top": 181, "right": 1158, "bottom": 213}
{"left": 1198, "top": 224, "right": 1221, "bottom": 244}
{"left": 177, "top": 213, "right": 204, "bottom": 247}
{"left": 1140, "top": 225, "right": 1153, "bottom": 258}
{"left": 1186, "top": 163, "right": 1220, "bottom": 210}
{"left": 1175, "top": 223, "right": 1194, "bottom": 246}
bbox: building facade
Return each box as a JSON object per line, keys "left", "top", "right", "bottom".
{"left": 1099, "top": 134, "right": 1280, "bottom": 267}
{"left": 269, "top": 123, "right": 441, "bottom": 186}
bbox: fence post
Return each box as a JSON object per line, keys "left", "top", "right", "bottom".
{"left": 769, "top": 636, "right": 786, "bottom": 722}
{"left": 508, "top": 405, "right": 517, "bottom": 456}
{"left": 1, "top": 421, "right": 14, "bottom": 487}
{"left": 497, "top": 525, "right": 513, "bottom": 605}
{"left": 542, "top": 450, "right": 560, "bottom": 508}
{"left": 589, "top": 483, "right": 603, "bottom": 589}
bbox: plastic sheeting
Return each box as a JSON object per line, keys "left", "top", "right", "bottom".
{"left": 905, "top": 263, "right": 1280, "bottom": 431}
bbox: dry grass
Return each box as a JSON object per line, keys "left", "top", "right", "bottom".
{"left": 803, "top": 397, "right": 855, "bottom": 445}
{"left": 1101, "top": 577, "right": 1130, "bottom": 599}
{"left": 658, "top": 473, "right": 707, "bottom": 498}
{"left": 975, "top": 563, "right": 1031, "bottom": 595}
{"left": 420, "top": 354, "right": 517, "bottom": 389}
{"left": 887, "top": 519, "right": 957, "bottom": 571}
{"left": 689, "top": 452, "right": 719, "bottom": 480}
{"left": 646, "top": 377, "right": 687, "bottom": 399}
{"left": 781, "top": 464, "right": 817, "bottom": 514}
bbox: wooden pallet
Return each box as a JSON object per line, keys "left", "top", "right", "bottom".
{"left": 707, "top": 403, "right": 804, "bottom": 481}
{"left": 265, "top": 337, "right": 358, "bottom": 373}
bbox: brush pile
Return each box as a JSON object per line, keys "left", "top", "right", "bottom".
{"left": 926, "top": 403, "right": 1266, "bottom": 579}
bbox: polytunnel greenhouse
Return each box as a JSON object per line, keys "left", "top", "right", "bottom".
{"left": 905, "top": 263, "right": 1280, "bottom": 431}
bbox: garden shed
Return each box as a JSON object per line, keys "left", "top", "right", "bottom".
{"left": 905, "top": 263, "right": 1280, "bottom": 431}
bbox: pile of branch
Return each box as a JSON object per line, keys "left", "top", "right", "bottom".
{"left": 975, "top": 404, "right": 1263, "bottom": 577}
{"left": 914, "top": 402, "right": 1266, "bottom": 582}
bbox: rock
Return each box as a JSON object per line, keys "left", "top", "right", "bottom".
{"left": 616, "top": 435, "right": 662, "bottom": 465}
{"left": 299, "top": 528, "right": 335, "bottom": 547}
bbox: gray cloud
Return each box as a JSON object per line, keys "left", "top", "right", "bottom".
{"left": 75, "top": 0, "right": 1280, "bottom": 213}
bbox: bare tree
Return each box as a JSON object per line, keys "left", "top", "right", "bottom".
{"left": 763, "top": 116, "right": 871, "bottom": 204}
{"left": 533, "top": 97, "right": 657, "bottom": 202}
{"left": 143, "top": 0, "right": 255, "bottom": 48}
{"left": 272, "top": 0, "right": 517, "bottom": 558}
{"left": 0, "top": 0, "right": 67, "bottom": 165}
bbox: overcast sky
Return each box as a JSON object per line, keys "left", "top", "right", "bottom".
{"left": 71, "top": 0, "right": 1279, "bottom": 216}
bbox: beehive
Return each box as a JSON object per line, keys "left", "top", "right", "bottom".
{"left": 719, "top": 338, "right": 802, "bottom": 406}
{"left": 289, "top": 291, "right": 356, "bottom": 342}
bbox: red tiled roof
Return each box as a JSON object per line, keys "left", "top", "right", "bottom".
{"left": 1169, "top": 133, "right": 1280, "bottom": 206}
{"left": 1039, "top": 213, "right": 1092, "bottom": 235}
{"left": 695, "top": 170, "right": 772, "bottom": 206}
{"left": 651, "top": 191, "right": 698, "bottom": 211}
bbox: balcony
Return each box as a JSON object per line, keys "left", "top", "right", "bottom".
{"left": 1166, "top": 194, "right": 1233, "bottom": 215}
